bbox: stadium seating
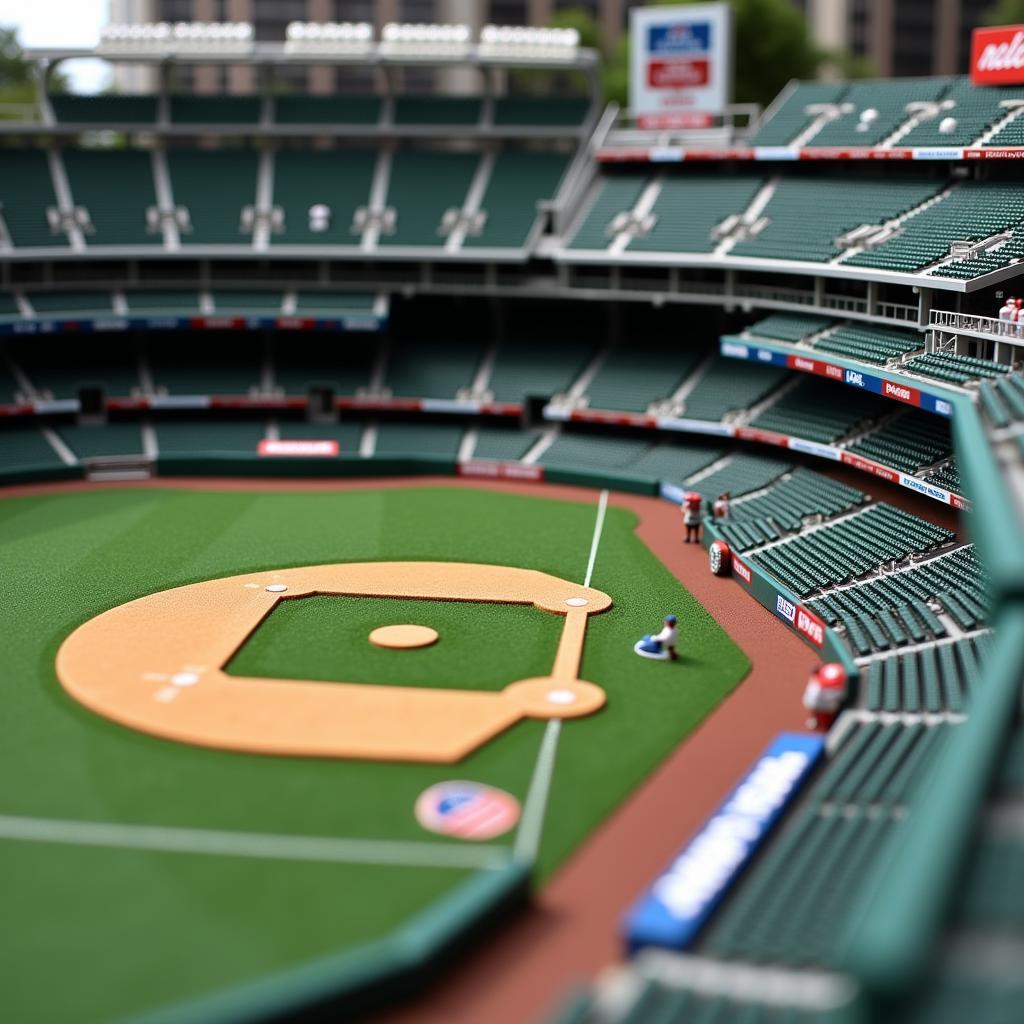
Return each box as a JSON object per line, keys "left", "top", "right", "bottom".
{"left": 148, "top": 336, "right": 262, "bottom": 396}
{"left": 926, "top": 459, "right": 961, "bottom": 493}
{"left": 746, "top": 312, "right": 834, "bottom": 344}
{"left": 808, "top": 546, "right": 986, "bottom": 654}
{"left": 63, "top": 150, "right": 157, "bottom": 246}
{"left": 681, "top": 358, "right": 788, "bottom": 421}
{"left": 272, "top": 149, "right": 376, "bottom": 246}
{"left": 470, "top": 427, "right": 539, "bottom": 462}
{"left": 0, "top": 150, "right": 65, "bottom": 248}
{"left": 731, "top": 176, "right": 940, "bottom": 263}
{"left": 169, "top": 96, "right": 261, "bottom": 124}
{"left": 155, "top": 419, "right": 266, "bottom": 454}
{"left": 384, "top": 337, "right": 482, "bottom": 399}
{"left": 57, "top": 422, "right": 144, "bottom": 459}
{"left": 567, "top": 175, "right": 647, "bottom": 249}
{"left": 492, "top": 96, "right": 590, "bottom": 126}
{"left": 716, "top": 469, "right": 867, "bottom": 551}
{"left": 847, "top": 411, "right": 953, "bottom": 474}
{"left": 273, "top": 95, "right": 381, "bottom": 125}
{"left": 462, "top": 150, "right": 569, "bottom": 250}
{"left": 292, "top": 292, "right": 379, "bottom": 317}
{"left": 862, "top": 634, "right": 992, "bottom": 714}
{"left": 627, "top": 441, "right": 724, "bottom": 483}
{"left": 272, "top": 334, "right": 380, "bottom": 396}
{"left": 8, "top": 334, "right": 139, "bottom": 399}
{"left": 847, "top": 182, "right": 1024, "bottom": 275}
{"left": 903, "top": 351, "right": 1012, "bottom": 386}
{"left": 539, "top": 432, "right": 652, "bottom": 471}
{"left": 50, "top": 94, "right": 158, "bottom": 124}
{"left": 900, "top": 78, "right": 1020, "bottom": 148}
{"left": 811, "top": 323, "right": 923, "bottom": 364}
{"left": 373, "top": 421, "right": 464, "bottom": 457}
{"left": 276, "top": 419, "right": 364, "bottom": 453}
{"left": 167, "top": 150, "right": 259, "bottom": 244}
{"left": 808, "top": 78, "right": 948, "bottom": 147}
{"left": 487, "top": 337, "right": 596, "bottom": 404}
{"left": 378, "top": 149, "right": 478, "bottom": 247}
{"left": 749, "top": 378, "right": 885, "bottom": 443}
{"left": 393, "top": 96, "right": 481, "bottom": 126}
{"left": 978, "top": 371, "right": 1024, "bottom": 428}
{"left": 0, "top": 425, "right": 66, "bottom": 471}
{"left": 705, "top": 719, "right": 951, "bottom": 965}
{"left": 688, "top": 453, "right": 791, "bottom": 499}
{"left": 752, "top": 503, "right": 954, "bottom": 599}
{"left": 583, "top": 341, "right": 706, "bottom": 412}
{"left": 626, "top": 176, "right": 764, "bottom": 254}
{"left": 124, "top": 290, "right": 202, "bottom": 315}
{"left": 747, "top": 81, "right": 847, "bottom": 146}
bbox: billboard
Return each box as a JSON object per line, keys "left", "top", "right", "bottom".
{"left": 971, "top": 25, "right": 1024, "bottom": 84}
{"left": 630, "top": 3, "right": 733, "bottom": 128}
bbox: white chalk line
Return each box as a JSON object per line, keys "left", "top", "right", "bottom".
{"left": 0, "top": 814, "right": 510, "bottom": 870}
{"left": 514, "top": 488, "right": 610, "bottom": 863}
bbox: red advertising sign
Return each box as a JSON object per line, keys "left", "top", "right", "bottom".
{"left": 795, "top": 606, "right": 825, "bottom": 648}
{"left": 257, "top": 439, "right": 339, "bottom": 458}
{"left": 733, "top": 557, "right": 752, "bottom": 585}
{"left": 971, "top": 26, "right": 1024, "bottom": 84}
{"left": 648, "top": 59, "right": 709, "bottom": 88}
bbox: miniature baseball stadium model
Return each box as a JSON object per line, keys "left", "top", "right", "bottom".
{"left": 2, "top": 5, "right": 1024, "bottom": 1022}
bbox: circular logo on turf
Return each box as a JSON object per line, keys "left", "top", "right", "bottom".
{"left": 415, "top": 781, "right": 521, "bottom": 841}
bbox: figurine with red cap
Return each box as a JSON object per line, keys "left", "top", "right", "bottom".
{"left": 803, "top": 663, "right": 848, "bottom": 731}
{"left": 682, "top": 490, "right": 703, "bottom": 544}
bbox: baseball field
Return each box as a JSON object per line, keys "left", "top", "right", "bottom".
{"left": 0, "top": 481, "right": 749, "bottom": 1022}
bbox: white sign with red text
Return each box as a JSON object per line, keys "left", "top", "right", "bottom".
{"left": 630, "top": 4, "right": 733, "bottom": 129}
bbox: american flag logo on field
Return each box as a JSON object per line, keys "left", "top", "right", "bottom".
{"left": 415, "top": 781, "right": 520, "bottom": 841}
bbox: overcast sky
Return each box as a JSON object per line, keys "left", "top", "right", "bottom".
{"left": 0, "top": 0, "right": 109, "bottom": 92}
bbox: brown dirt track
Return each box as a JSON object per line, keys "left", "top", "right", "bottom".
{"left": 1, "top": 472, "right": 957, "bottom": 1024}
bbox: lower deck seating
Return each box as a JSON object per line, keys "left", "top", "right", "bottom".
{"left": 272, "top": 335, "right": 380, "bottom": 396}
{"left": 277, "top": 420, "right": 364, "bottom": 453}
{"left": 688, "top": 453, "right": 791, "bottom": 499}
{"left": 746, "top": 312, "right": 834, "bottom": 344}
{"left": 753, "top": 503, "right": 955, "bottom": 599}
{"left": 384, "top": 338, "right": 482, "bottom": 399}
{"left": 373, "top": 421, "right": 464, "bottom": 457}
{"left": 716, "top": 469, "right": 866, "bottom": 552}
{"left": 0, "top": 426, "right": 64, "bottom": 471}
{"left": 808, "top": 546, "right": 985, "bottom": 655}
{"left": 470, "top": 427, "right": 538, "bottom": 462}
{"left": 148, "top": 337, "right": 262, "bottom": 395}
{"left": 704, "top": 719, "right": 950, "bottom": 966}
{"left": 487, "top": 337, "right": 595, "bottom": 404}
{"left": 862, "top": 633, "right": 992, "bottom": 714}
{"left": 57, "top": 423, "right": 144, "bottom": 459}
{"left": 812, "top": 323, "right": 922, "bottom": 364}
{"left": 978, "top": 371, "right": 1024, "bottom": 428}
{"left": 540, "top": 432, "right": 651, "bottom": 471}
{"left": 8, "top": 336, "right": 140, "bottom": 399}
{"left": 583, "top": 341, "right": 705, "bottom": 412}
{"left": 156, "top": 419, "right": 266, "bottom": 454}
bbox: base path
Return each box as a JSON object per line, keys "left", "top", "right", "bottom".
{"left": 1, "top": 472, "right": 943, "bottom": 1023}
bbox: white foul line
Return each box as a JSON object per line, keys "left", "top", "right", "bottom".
{"left": 0, "top": 815, "right": 510, "bottom": 871}
{"left": 584, "top": 489, "right": 609, "bottom": 588}
{"left": 515, "top": 488, "right": 610, "bottom": 864}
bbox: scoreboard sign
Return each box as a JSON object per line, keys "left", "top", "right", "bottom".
{"left": 971, "top": 25, "right": 1024, "bottom": 84}
{"left": 630, "top": 3, "right": 733, "bottom": 129}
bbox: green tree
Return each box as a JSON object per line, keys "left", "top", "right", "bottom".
{"left": 0, "top": 25, "right": 67, "bottom": 109}
{"left": 985, "top": 0, "right": 1024, "bottom": 25}
{"left": 664, "top": 0, "right": 822, "bottom": 108}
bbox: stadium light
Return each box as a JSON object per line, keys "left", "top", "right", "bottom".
{"left": 380, "top": 23, "right": 471, "bottom": 56}
{"left": 97, "top": 22, "right": 253, "bottom": 56}
{"left": 284, "top": 22, "right": 374, "bottom": 55}
{"left": 479, "top": 25, "right": 580, "bottom": 59}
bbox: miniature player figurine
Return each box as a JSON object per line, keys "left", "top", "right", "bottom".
{"left": 802, "top": 663, "right": 848, "bottom": 731}
{"left": 634, "top": 614, "right": 679, "bottom": 661}
{"left": 713, "top": 491, "right": 731, "bottom": 521}
{"left": 682, "top": 491, "right": 703, "bottom": 544}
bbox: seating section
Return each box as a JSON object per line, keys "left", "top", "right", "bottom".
{"left": 626, "top": 176, "right": 764, "bottom": 254}
{"left": 747, "top": 312, "right": 834, "bottom": 344}
{"left": 124, "top": 291, "right": 201, "bottom": 314}
{"left": 812, "top": 323, "right": 922, "bottom": 364}
{"left": 716, "top": 469, "right": 866, "bottom": 552}
{"left": 0, "top": 150, "right": 65, "bottom": 249}
{"left": 462, "top": 151, "right": 569, "bottom": 250}
{"left": 9, "top": 334, "right": 139, "bottom": 399}
{"left": 681, "top": 357, "right": 788, "bottom": 421}
{"left": 50, "top": 94, "right": 158, "bottom": 124}
{"left": 808, "top": 546, "right": 986, "bottom": 655}
{"left": 900, "top": 78, "right": 1019, "bottom": 148}
{"left": 487, "top": 337, "right": 596, "bottom": 404}
{"left": 904, "top": 351, "right": 1012, "bottom": 386}
{"left": 167, "top": 150, "right": 258, "bottom": 244}
{"left": 732, "top": 177, "right": 940, "bottom": 263}
{"left": 393, "top": 96, "right": 481, "bottom": 125}
{"left": 384, "top": 338, "right": 482, "bottom": 399}
{"left": 156, "top": 419, "right": 266, "bottom": 453}
{"left": 57, "top": 423, "right": 144, "bottom": 459}
{"left": 862, "top": 634, "right": 992, "bottom": 714}
{"left": 273, "top": 335, "right": 380, "bottom": 396}
{"left": 847, "top": 182, "right": 1024, "bottom": 275}
{"left": 627, "top": 441, "right": 723, "bottom": 483}
{"left": 169, "top": 96, "right": 261, "bottom": 124}
{"left": 705, "top": 719, "right": 950, "bottom": 966}
{"left": 935, "top": 233, "right": 1024, "bottom": 281}
{"left": 748, "top": 81, "right": 847, "bottom": 146}
{"left": 63, "top": 150, "right": 157, "bottom": 246}
{"left": 567, "top": 175, "right": 647, "bottom": 250}
{"left": 492, "top": 96, "right": 590, "bottom": 127}
{"left": 276, "top": 420, "right": 364, "bottom": 453}
{"left": 749, "top": 378, "right": 885, "bottom": 443}
{"left": 688, "top": 453, "right": 791, "bottom": 499}
{"left": 293, "top": 292, "right": 379, "bottom": 317}
{"left": 148, "top": 336, "right": 262, "bottom": 396}
{"left": 583, "top": 341, "right": 706, "bottom": 412}
{"left": 809, "top": 78, "right": 948, "bottom": 147}
{"left": 373, "top": 421, "right": 464, "bottom": 457}
{"left": 848, "top": 411, "right": 953, "bottom": 475}
{"left": 0, "top": 426, "right": 65, "bottom": 471}
{"left": 273, "top": 95, "right": 381, "bottom": 125}
{"left": 540, "top": 432, "right": 652, "bottom": 471}
{"left": 752, "top": 503, "right": 954, "bottom": 599}
{"left": 378, "top": 149, "right": 478, "bottom": 247}
{"left": 272, "top": 150, "right": 375, "bottom": 246}
{"left": 926, "top": 459, "right": 961, "bottom": 494}
{"left": 980, "top": 104, "right": 1024, "bottom": 147}
{"left": 978, "top": 371, "right": 1024, "bottom": 428}
{"left": 470, "top": 427, "right": 538, "bottom": 462}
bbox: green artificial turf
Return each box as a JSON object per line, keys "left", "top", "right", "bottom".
{"left": 0, "top": 484, "right": 749, "bottom": 1022}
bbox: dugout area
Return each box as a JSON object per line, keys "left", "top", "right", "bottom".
{"left": 0, "top": 482, "right": 749, "bottom": 1022}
